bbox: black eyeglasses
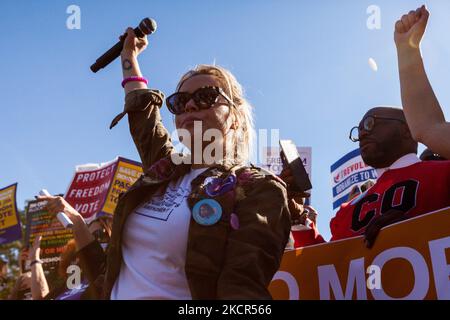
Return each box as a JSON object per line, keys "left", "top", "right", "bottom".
{"left": 349, "top": 115, "right": 406, "bottom": 142}
{"left": 165, "top": 86, "right": 234, "bottom": 115}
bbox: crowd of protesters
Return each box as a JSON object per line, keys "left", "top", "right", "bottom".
{"left": 2, "top": 5, "right": 450, "bottom": 300}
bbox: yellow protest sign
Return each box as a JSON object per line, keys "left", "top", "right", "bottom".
{"left": 101, "top": 157, "right": 143, "bottom": 215}
{"left": 0, "top": 183, "right": 22, "bottom": 244}
{"left": 269, "top": 207, "right": 450, "bottom": 300}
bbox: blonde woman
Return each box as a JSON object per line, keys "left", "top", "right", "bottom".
{"left": 44, "top": 27, "right": 291, "bottom": 300}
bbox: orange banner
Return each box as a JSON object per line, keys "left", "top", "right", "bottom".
{"left": 269, "top": 207, "right": 450, "bottom": 300}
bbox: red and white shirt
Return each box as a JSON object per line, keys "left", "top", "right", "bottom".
{"left": 330, "top": 154, "right": 450, "bottom": 241}
{"left": 292, "top": 154, "right": 450, "bottom": 247}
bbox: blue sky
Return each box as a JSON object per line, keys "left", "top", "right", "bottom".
{"left": 1, "top": 0, "right": 450, "bottom": 240}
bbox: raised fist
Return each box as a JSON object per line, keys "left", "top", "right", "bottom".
{"left": 394, "top": 5, "right": 429, "bottom": 50}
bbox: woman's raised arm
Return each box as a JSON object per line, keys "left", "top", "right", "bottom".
{"left": 113, "top": 28, "right": 173, "bottom": 171}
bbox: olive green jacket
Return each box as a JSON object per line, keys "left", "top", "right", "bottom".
{"left": 78, "top": 89, "right": 291, "bottom": 299}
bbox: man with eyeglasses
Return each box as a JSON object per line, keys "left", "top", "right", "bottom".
{"left": 287, "top": 105, "right": 450, "bottom": 248}
{"left": 286, "top": 6, "right": 450, "bottom": 249}
{"left": 339, "top": 106, "right": 450, "bottom": 248}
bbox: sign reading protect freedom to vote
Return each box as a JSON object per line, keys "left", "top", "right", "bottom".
{"left": 65, "top": 157, "right": 143, "bottom": 222}
{"left": 269, "top": 207, "right": 450, "bottom": 300}
{"left": 0, "top": 183, "right": 22, "bottom": 245}
{"left": 331, "top": 148, "right": 377, "bottom": 210}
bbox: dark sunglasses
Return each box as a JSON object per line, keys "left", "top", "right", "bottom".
{"left": 349, "top": 115, "right": 407, "bottom": 142}
{"left": 165, "top": 86, "right": 234, "bottom": 115}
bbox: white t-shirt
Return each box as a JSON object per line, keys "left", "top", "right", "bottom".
{"left": 110, "top": 168, "right": 206, "bottom": 300}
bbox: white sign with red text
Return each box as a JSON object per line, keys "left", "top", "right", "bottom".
{"left": 331, "top": 148, "right": 377, "bottom": 209}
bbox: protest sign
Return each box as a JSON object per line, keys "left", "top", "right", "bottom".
{"left": 0, "top": 183, "right": 22, "bottom": 245}
{"left": 269, "top": 207, "right": 450, "bottom": 300}
{"left": 331, "top": 148, "right": 377, "bottom": 209}
{"left": 101, "top": 157, "right": 143, "bottom": 216}
{"left": 259, "top": 146, "right": 312, "bottom": 204}
{"left": 24, "top": 199, "right": 73, "bottom": 277}
{"left": 65, "top": 159, "right": 117, "bottom": 222}
{"left": 260, "top": 146, "right": 311, "bottom": 176}
{"left": 65, "top": 157, "right": 143, "bottom": 222}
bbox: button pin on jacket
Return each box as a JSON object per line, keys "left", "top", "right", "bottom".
{"left": 204, "top": 175, "right": 237, "bottom": 197}
{"left": 230, "top": 213, "right": 240, "bottom": 230}
{"left": 192, "top": 199, "right": 222, "bottom": 226}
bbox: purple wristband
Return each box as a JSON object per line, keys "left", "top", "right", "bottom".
{"left": 121, "top": 76, "right": 148, "bottom": 88}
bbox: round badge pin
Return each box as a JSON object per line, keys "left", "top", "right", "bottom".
{"left": 192, "top": 199, "right": 222, "bottom": 226}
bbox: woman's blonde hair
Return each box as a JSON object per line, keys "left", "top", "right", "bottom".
{"left": 176, "top": 65, "right": 255, "bottom": 165}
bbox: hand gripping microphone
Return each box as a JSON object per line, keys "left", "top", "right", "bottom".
{"left": 38, "top": 189, "right": 74, "bottom": 229}
{"left": 90, "top": 18, "right": 157, "bottom": 73}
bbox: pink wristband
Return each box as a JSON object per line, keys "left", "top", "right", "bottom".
{"left": 121, "top": 76, "right": 148, "bottom": 88}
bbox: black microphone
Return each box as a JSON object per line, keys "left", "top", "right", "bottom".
{"left": 90, "top": 18, "right": 157, "bottom": 73}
